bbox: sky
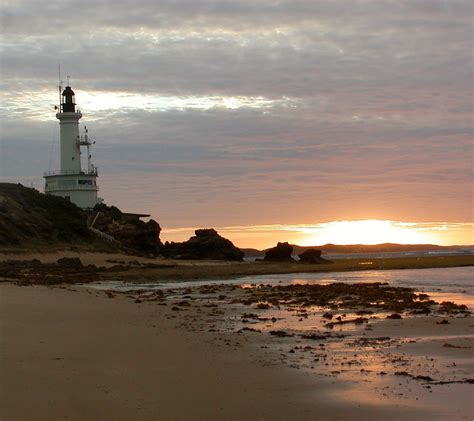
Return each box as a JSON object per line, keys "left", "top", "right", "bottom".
{"left": 0, "top": 0, "right": 473, "bottom": 247}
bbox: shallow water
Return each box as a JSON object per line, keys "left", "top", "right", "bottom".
{"left": 85, "top": 265, "right": 474, "bottom": 418}
{"left": 89, "top": 266, "right": 474, "bottom": 309}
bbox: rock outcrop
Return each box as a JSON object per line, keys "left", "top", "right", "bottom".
{"left": 57, "top": 257, "right": 84, "bottom": 269}
{"left": 162, "top": 229, "right": 244, "bottom": 261}
{"left": 0, "top": 183, "right": 163, "bottom": 257}
{"left": 263, "top": 242, "right": 295, "bottom": 262}
{"left": 92, "top": 204, "right": 162, "bottom": 256}
{"left": 298, "top": 249, "right": 331, "bottom": 264}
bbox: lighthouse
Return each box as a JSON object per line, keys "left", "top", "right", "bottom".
{"left": 43, "top": 84, "right": 99, "bottom": 208}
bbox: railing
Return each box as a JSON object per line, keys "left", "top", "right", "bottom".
{"left": 45, "top": 184, "right": 98, "bottom": 192}
{"left": 43, "top": 168, "right": 98, "bottom": 177}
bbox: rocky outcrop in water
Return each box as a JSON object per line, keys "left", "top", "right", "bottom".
{"left": 162, "top": 229, "right": 244, "bottom": 261}
{"left": 298, "top": 249, "right": 331, "bottom": 264}
{"left": 263, "top": 242, "right": 295, "bottom": 262}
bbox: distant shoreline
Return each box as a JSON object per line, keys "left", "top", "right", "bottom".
{"left": 99, "top": 254, "right": 474, "bottom": 283}
{"left": 1, "top": 250, "right": 473, "bottom": 284}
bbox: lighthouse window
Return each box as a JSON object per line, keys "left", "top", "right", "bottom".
{"left": 78, "top": 179, "right": 92, "bottom": 185}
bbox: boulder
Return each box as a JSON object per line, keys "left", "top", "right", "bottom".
{"left": 162, "top": 229, "right": 244, "bottom": 261}
{"left": 298, "top": 249, "right": 331, "bottom": 264}
{"left": 92, "top": 203, "right": 163, "bottom": 255}
{"left": 263, "top": 242, "right": 295, "bottom": 262}
{"left": 57, "top": 257, "right": 83, "bottom": 269}
{"left": 106, "top": 219, "right": 162, "bottom": 255}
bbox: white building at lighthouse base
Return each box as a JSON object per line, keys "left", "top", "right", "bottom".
{"left": 44, "top": 169, "right": 98, "bottom": 209}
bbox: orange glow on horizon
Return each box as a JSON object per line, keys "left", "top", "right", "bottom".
{"left": 162, "top": 220, "right": 474, "bottom": 249}
{"left": 297, "top": 220, "right": 435, "bottom": 246}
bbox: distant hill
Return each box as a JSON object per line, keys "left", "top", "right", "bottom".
{"left": 241, "top": 243, "right": 473, "bottom": 258}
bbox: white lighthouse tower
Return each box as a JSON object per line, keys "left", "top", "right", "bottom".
{"left": 43, "top": 84, "right": 99, "bottom": 208}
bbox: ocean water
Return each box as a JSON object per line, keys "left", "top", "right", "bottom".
{"left": 238, "top": 266, "right": 474, "bottom": 310}
{"left": 238, "top": 266, "right": 474, "bottom": 306}
{"left": 243, "top": 248, "right": 474, "bottom": 262}
{"left": 89, "top": 266, "right": 474, "bottom": 309}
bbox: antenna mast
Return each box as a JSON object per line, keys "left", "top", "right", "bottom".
{"left": 58, "top": 64, "right": 62, "bottom": 111}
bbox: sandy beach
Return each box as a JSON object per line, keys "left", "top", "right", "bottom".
{"left": 1, "top": 269, "right": 473, "bottom": 420}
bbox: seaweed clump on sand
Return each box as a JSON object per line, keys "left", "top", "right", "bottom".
{"left": 237, "top": 282, "right": 470, "bottom": 315}
{"left": 0, "top": 258, "right": 109, "bottom": 285}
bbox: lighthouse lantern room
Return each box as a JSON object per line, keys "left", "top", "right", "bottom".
{"left": 44, "top": 84, "right": 99, "bottom": 209}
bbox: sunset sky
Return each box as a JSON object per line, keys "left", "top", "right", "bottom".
{"left": 1, "top": 0, "right": 473, "bottom": 248}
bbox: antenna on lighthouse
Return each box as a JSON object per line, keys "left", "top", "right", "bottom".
{"left": 58, "top": 64, "right": 62, "bottom": 111}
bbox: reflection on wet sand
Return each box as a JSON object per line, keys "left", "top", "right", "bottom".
{"left": 92, "top": 270, "right": 474, "bottom": 420}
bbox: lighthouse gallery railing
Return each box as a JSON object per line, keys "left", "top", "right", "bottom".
{"left": 43, "top": 168, "right": 98, "bottom": 177}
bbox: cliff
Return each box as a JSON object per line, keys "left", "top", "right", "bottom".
{"left": 0, "top": 183, "right": 162, "bottom": 255}
{"left": 0, "top": 183, "right": 91, "bottom": 246}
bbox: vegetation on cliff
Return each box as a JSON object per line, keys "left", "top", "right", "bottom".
{"left": 0, "top": 183, "right": 163, "bottom": 255}
{"left": 0, "top": 183, "right": 91, "bottom": 246}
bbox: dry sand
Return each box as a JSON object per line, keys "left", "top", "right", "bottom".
{"left": 0, "top": 283, "right": 448, "bottom": 421}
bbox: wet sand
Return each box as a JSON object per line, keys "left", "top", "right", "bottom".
{"left": 0, "top": 283, "right": 451, "bottom": 421}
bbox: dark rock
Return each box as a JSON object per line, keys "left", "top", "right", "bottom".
{"left": 161, "top": 229, "right": 244, "bottom": 261}
{"left": 438, "top": 301, "right": 469, "bottom": 313}
{"left": 356, "top": 310, "right": 374, "bottom": 315}
{"left": 300, "top": 333, "right": 328, "bottom": 340}
{"left": 443, "top": 343, "right": 471, "bottom": 349}
{"left": 56, "top": 257, "right": 83, "bottom": 269}
{"left": 92, "top": 203, "right": 162, "bottom": 255}
{"left": 395, "top": 371, "right": 410, "bottom": 377}
{"left": 387, "top": 313, "right": 402, "bottom": 319}
{"left": 298, "top": 249, "right": 331, "bottom": 264}
{"left": 106, "top": 219, "right": 162, "bottom": 256}
{"left": 269, "top": 330, "right": 293, "bottom": 337}
{"left": 410, "top": 308, "right": 431, "bottom": 315}
{"left": 241, "top": 313, "right": 259, "bottom": 319}
{"left": 325, "top": 317, "right": 368, "bottom": 329}
{"left": 106, "top": 265, "right": 128, "bottom": 272}
{"left": 415, "top": 375, "right": 434, "bottom": 382}
{"left": 263, "top": 242, "right": 295, "bottom": 262}
{"left": 237, "top": 327, "right": 261, "bottom": 333}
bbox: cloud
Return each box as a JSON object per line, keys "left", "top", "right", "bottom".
{"left": 0, "top": 0, "right": 472, "bottom": 241}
